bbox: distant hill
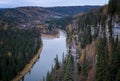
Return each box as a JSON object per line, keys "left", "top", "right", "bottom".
{"left": 0, "top": 7, "right": 63, "bottom": 24}
{"left": 46, "top": 6, "right": 100, "bottom": 16}
{"left": 0, "top": 6, "right": 100, "bottom": 27}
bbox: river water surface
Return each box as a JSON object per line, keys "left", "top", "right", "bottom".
{"left": 22, "top": 30, "right": 67, "bottom": 81}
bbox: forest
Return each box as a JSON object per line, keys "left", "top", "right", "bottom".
{"left": 0, "top": 27, "right": 42, "bottom": 81}
{"left": 46, "top": 0, "right": 120, "bottom": 81}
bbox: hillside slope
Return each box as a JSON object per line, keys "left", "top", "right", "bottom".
{"left": 0, "top": 7, "right": 62, "bottom": 24}
{"left": 45, "top": 1, "right": 120, "bottom": 81}
{"left": 46, "top": 6, "right": 100, "bottom": 16}
{"left": 0, "top": 6, "right": 99, "bottom": 27}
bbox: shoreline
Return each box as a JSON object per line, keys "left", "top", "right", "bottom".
{"left": 11, "top": 44, "right": 43, "bottom": 81}
{"left": 41, "top": 32, "right": 60, "bottom": 39}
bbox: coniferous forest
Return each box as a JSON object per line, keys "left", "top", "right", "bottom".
{"left": 46, "top": 0, "right": 120, "bottom": 81}
{"left": 0, "top": 27, "right": 42, "bottom": 81}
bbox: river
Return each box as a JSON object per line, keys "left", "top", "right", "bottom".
{"left": 22, "top": 30, "right": 67, "bottom": 81}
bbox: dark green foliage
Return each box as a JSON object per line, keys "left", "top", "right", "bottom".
{"left": 96, "top": 36, "right": 109, "bottom": 81}
{"left": 108, "top": 0, "right": 120, "bottom": 15}
{"left": 0, "top": 28, "right": 41, "bottom": 81}
{"left": 63, "top": 55, "right": 74, "bottom": 81}
{"left": 82, "top": 52, "right": 88, "bottom": 76}
{"left": 96, "top": 34, "right": 120, "bottom": 81}
{"left": 108, "top": 0, "right": 115, "bottom": 15}
{"left": 46, "top": 71, "right": 52, "bottom": 81}
{"left": 108, "top": 0, "right": 120, "bottom": 35}
{"left": 46, "top": 17, "right": 73, "bottom": 30}
{"left": 116, "top": 69, "right": 120, "bottom": 81}
{"left": 79, "top": 26, "right": 92, "bottom": 48}
{"left": 54, "top": 54, "right": 60, "bottom": 70}
{"left": 109, "top": 37, "right": 120, "bottom": 81}
{"left": 77, "top": 9, "right": 105, "bottom": 30}
{"left": 46, "top": 55, "right": 74, "bottom": 81}
{"left": 62, "top": 52, "right": 65, "bottom": 64}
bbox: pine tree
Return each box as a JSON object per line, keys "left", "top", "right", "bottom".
{"left": 62, "top": 52, "right": 65, "bottom": 64}
{"left": 108, "top": 0, "right": 118, "bottom": 15}
{"left": 116, "top": 69, "right": 120, "bottom": 81}
{"left": 117, "top": 0, "right": 120, "bottom": 14}
{"left": 96, "top": 35, "right": 109, "bottom": 81}
{"left": 110, "top": 36, "right": 120, "bottom": 81}
{"left": 46, "top": 71, "right": 52, "bottom": 81}
{"left": 43, "top": 77, "right": 45, "bottom": 81}
{"left": 54, "top": 54, "right": 60, "bottom": 70}
{"left": 82, "top": 51, "right": 88, "bottom": 76}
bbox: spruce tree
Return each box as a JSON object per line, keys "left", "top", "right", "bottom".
{"left": 116, "top": 69, "right": 120, "bottom": 81}
{"left": 108, "top": 0, "right": 118, "bottom": 15}
{"left": 82, "top": 52, "right": 88, "bottom": 76}
{"left": 110, "top": 36, "right": 120, "bottom": 81}
{"left": 96, "top": 35, "right": 109, "bottom": 81}
{"left": 54, "top": 54, "right": 60, "bottom": 70}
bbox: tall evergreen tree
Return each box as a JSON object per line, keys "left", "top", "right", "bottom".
{"left": 110, "top": 36, "right": 120, "bottom": 81}
{"left": 116, "top": 69, "right": 120, "bottom": 81}
{"left": 108, "top": 0, "right": 119, "bottom": 15}
{"left": 54, "top": 54, "right": 60, "bottom": 70}
{"left": 96, "top": 35, "right": 109, "bottom": 81}
{"left": 82, "top": 52, "right": 88, "bottom": 76}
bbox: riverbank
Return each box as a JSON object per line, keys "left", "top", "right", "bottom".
{"left": 11, "top": 44, "right": 43, "bottom": 81}
{"left": 41, "top": 32, "right": 60, "bottom": 39}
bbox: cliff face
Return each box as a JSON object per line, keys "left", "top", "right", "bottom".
{"left": 44, "top": 1, "right": 120, "bottom": 80}
{"left": 73, "top": 4, "right": 120, "bottom": 81}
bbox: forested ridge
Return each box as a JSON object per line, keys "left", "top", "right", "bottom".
{"left": 0, "top": 6, "right": 99, "bottom": 27}
{"left": 46, "top": 0, "right": 120, "bottom": 81}
{"left": 46, "top": 16, "right": 73, "bottom": 31}
{"left": 0, "top": 27, "right": 42, "bottom": 81}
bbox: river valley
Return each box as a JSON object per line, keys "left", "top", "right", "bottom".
{"left": 21, "top": 30, "right": 67, "bottom": 81}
